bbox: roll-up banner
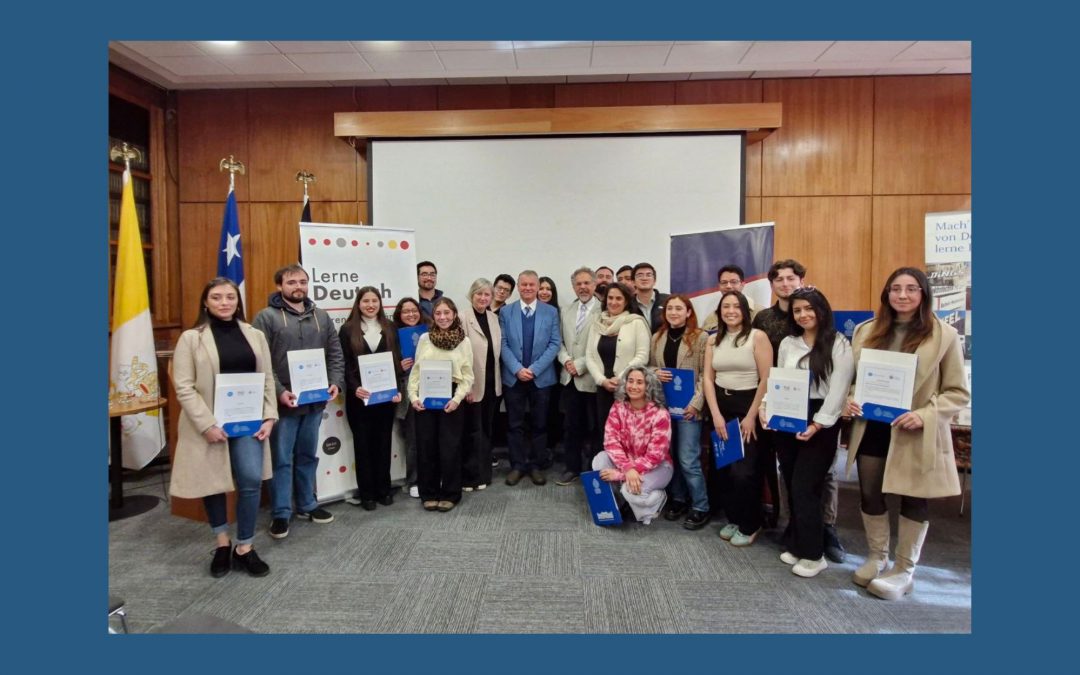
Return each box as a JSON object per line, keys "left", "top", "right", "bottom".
{"left": 925, "top": 211, "right": 972, "bottom": 426}
{"left": 300, "top": 223, "right": 417, "bottom": 502}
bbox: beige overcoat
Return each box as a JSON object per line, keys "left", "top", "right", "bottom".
{"left": 169, "top": 323, "right": 277, "bottom": 499}
{"left": 846, "top": 316, "right": 970, "bottom": 498}
{"left": 464, "top": 308, "right": 503, "bottom": 401}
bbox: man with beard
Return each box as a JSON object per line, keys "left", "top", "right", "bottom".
{"left": 555, "top": 267, "right": 601, "bottom": 485}
{"left": 416, "top": 261, "right": 443, "bottom": 320}
{"left": 253, "top": 264, "right": 345, "bottom": 540}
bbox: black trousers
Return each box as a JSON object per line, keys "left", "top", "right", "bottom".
{"left": 346, "top": 398, "right": 396, "bottom": 501}
{"left": 416, "top": 403, "right": 465, "bottom": 503}
{"left": 505, "top": 381, "right": 551, "bottom": 471}
{"left": 561, "top": 380, "right": 598, "bottom": 475}
{"left": 595, "top": 387, "right": 616, "bottom": 434}
{"left": 775, "top": 399, "right": 840, "bottom": 560}
{"left": 462, "top": 393, "right": 497, "bottom": 487}
{"left": 712, "top": 385, "right": 762, "bottom": 535}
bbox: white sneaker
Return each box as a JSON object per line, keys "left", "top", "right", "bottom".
{"left": 792, "top": 557, "right": 829, "bottom": 578}
{"left": 463, "top": 486, "right": 474, "bottom": 493}
{"left": 780, "top": 551, "right": 799, "bottom": 565}
{"left": 719, "top": 523, "right": 740, "bottom": 540}
{"left": 476, "top": 484, "right": 487, "bottom": 491}
{"left": 408, "top": 486, "right": 419, "bottom": 499}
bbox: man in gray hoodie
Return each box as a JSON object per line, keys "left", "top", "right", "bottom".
{"left": 252, "top": 264, "right": 345, "bottom": 540}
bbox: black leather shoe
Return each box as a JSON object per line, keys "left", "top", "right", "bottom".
{"left": 360, "top": 500, "right": 377, "bottom": 511}
{"left": 663, "top": 500, "right": 689, "bottom": 521}
{"left": 530, "top": 469, "right": 547, "bottom": 485}
{"left": 232, "top": 547, "right": 270, "bottom": 577}
{"left": 505, "top": 469, "right": 524, "bottom": 486}
{"left": 378, "top": 494, "right": 394, "bottom": 506}
{"left": 823, "top": 525, "right": 847, "bottom": 563}
{"left": 210, "top": 545, "right": 231, "bottom": 578}
{"left": 683, "top": 509, "right": 712, "bottom": 530}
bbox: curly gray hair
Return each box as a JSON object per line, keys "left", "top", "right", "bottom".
{"left": 614, "top": 366, "right": 666, "bottom": 407}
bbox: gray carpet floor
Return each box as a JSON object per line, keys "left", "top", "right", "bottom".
{"left": 108, "top": 454, "right": 972, "bottom": 634}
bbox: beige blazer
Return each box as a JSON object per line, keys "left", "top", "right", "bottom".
{"left": 169, "top": 323, "right": 277, "bottom": 499}
{"left": 649, "top": 329, "right": 709, "bottom": 413}
{"left": 464, "top": 308, "right": 502, "bottom": 401}
{"left": 846, "top": 316, "right": 970, "bottom": 498}
{"left": 557, "top": 298, "right": 600, "bottom": 392}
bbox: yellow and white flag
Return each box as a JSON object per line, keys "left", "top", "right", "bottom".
{"left": 109, "top": 167, "right": 164, "bottom": 469}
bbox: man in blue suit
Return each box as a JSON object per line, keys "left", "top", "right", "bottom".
{"left": 499, "top": 270, "right": 563, "bottom": 486}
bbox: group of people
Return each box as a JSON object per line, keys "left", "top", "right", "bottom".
{"left": 169, "top": 256, "right": 968, "bottom": 602}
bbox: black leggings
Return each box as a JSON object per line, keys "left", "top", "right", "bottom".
{"left": 856, "top": 421, "right": 928, "bottom": 522}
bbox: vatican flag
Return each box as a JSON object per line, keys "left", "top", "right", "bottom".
{"left": 109, "top": 166, "right": 165, "bottom": 469}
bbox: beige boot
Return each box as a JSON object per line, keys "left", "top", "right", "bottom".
{"left": 868, "top": 516, "right": 929, "bottom": 600}
{"left": 852, "top": 512, "right": 890, "bottom": 588}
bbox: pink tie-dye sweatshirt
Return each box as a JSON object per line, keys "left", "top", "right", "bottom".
{"left": 602, "top": 401, "right": 672, "bottom": 481}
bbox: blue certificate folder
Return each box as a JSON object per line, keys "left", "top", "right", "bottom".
{"left": 295, "top": 388, "right": 331, "bottom": 405}
{"left": 581, "top": 470, "right": 623, "bottom": 526}
{"left": 662, "top": 368, "right": 695, "bottom": 417}
{"left": 862, "top": 403, "right": 909, "bottom": 424}
{"left": 223, "top": 420, "right": 261, "bottom": 438}
{"left": 398, "top": 325, "right": 429, "bottom": 362}
{"left": 711, "top": 418, "right": 745, "bottom": 469}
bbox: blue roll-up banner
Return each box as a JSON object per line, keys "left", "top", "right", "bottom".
{"left": 670, "top": 222, "right": 774, "bottom": 325}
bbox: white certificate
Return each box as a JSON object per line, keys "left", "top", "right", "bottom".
{"left": 855, "top": 349, "right": 917, "bottom": 422}
{"left": 214, "top": 372, "right": 265, "bottom": 437}
{"left": 357, "top": 352, "right": 398, "bottom": 406}
{"left": 418, "top": 359, "right": 453, "bottom": 407}
{"left": 766, "top": 367, "right": 810, "bottom": 433}
{"left": 287, "top": 348, "right": 330, "bottom": 404}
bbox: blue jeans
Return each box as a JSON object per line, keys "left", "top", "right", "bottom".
{"left": 269, "top": 412, "right": 322, "bottom": 519}
{"left": 666, "top": 418, "right": 709, "bottom": 512}
{"left": 203, "top": 434, "right": 265, "bottom": 546}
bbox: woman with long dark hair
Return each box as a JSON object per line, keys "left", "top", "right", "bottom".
{"left": 538, "top": 275, "right": 563, "bottom": 462}
{"left": 408, "top": 297, "right": 475, "bottom": 512}
{"left": 392, "top": 297, "right": 427, "bottom": 498}
{"left": 845, "top": 267, "right": 969, "bottom": 599}
{"left": 340, "top": 286, "right": 403, "bottom": 511}
{"left": 649, "top": 294, "right": 711, "bottom": 530}
{"left": 585, "top": 282, "right": 651, "bottom": 428}
{"left": 762, "top": 287, "right": 853, "bottom": 577}
{"left": 170, "top": 277, "right": 277, "bottom": 578}
{"left": 702, "top": 291, "right": 772, "bottom": 547}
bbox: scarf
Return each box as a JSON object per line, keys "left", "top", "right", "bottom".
{"left": 428, "top": 319, "right": 466, "bottom": 351}
{"left": 595, "top": 310, "right": 646, "bottom": 337}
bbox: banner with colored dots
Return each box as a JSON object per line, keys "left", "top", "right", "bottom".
{"left": 300, "top": 223, "right": 417, "bottom": 502}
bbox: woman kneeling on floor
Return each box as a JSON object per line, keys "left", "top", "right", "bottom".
{"left": 593, "top": 366, "right": 673, "bottom": 525}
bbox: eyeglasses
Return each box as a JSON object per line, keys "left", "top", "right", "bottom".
{"left": 888, "top": 285, "right": 923, "bottom": 295}
{"left": 718, "top": 280, "right": 742, "bottom": 288}
{"left": 418, "top": 272, "right": 437, "bottom": 278}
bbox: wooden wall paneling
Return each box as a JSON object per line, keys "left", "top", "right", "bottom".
{"left": 248, "top": 89, "right": 359, "bottom": 203}
{"left": 178, "top": 90, "right": 250, "bottom": 203}
{"left": 357, "top": 85, "right": 438, "bottom": 112}
{"left": 177, "top": 202, "right": 249, "bottom": 328}
{"left": 437, "top": 84, "right": 556, "bottom": 110}
{"left": 744, "top": 197, "right": 762, "bottom": 225}
{"left": 761, "top": 196, "right": 873, "bottom": 310}
{"left": 746, "top": 141, "right": 762, "bottom": 199}
{"left": 873, "top": 75, "right": 971, "bottom": 195}
{"left": 761, "top": 78, "right": 874, "bottom": 197}
{"left": 109, "top": 64, "right": 166, "bottom": 109}
{"left": 149, "top": 104, "right": 179, "bottom": 326}
{"left": 554, "top": 81, "right": 676, "bottom": 107}
{"left": 871, "top": 194, "right": 972, "bottom": 309}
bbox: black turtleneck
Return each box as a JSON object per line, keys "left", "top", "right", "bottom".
{"left": 208, "top": 316, "right": 256, "bottom": 373}
{"left": 474, "top": 308, "right": 495, "bottom": 388}
{"left": 663, "top": 326, "right": 686, "bottom": 367}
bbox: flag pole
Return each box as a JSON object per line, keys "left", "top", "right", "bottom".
{"left": 296, "top": 169, "right": 316, "bottom": 201}
{"left": 217, "top": 155, "right": 247, "bottom": 310}
{"left": 219, "top": 154, "right": 245, "bottom": 192}
{"left": 296, "top": 170, "right": 316, "bottom": 264}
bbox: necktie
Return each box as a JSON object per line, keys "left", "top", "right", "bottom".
{"left": 524, "top": 306, "right": 532, "bottom": 318}
{"left": 576, "top": 303, "right": 587, "bottom": 333}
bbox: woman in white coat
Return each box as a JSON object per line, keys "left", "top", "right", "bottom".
{"left": 170, "top": 277, "right": 277, "bottom": 578}
{"left": 585, "top": 282, "right": 652, "bottom": 429}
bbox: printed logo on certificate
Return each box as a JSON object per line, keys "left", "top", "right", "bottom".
{"left": 855, "top": 348, "right": 917, "bottom": 423}
{"left": 766, "top": 367, "right": 810, "bottom": 433}
{"left": 357, "top": 352, "right": 398, "bottom": 406}
{"left": 419, "top": 359, "right": 453, "bottom": 409}
{"left": 214, "top": 372, "right": 265, "bottom": 437}
{"left": 287, "top": 348, "right": 331, "bottom": 405}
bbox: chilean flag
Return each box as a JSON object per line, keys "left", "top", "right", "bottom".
{"left": 217, "top": 187, "right": 246, "bottom": 311}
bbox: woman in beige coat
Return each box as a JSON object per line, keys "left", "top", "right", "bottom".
{"left": 170, "top": 277, "right": 277, "bottom": 578}
{"left": 462, "top": 278, "right": 502, "bottom": 491}
{"left": 585, "top": 282, "right": 652, "bottom": 428}
{"left": 845, "top": 267, "right": 969, "bottom": 600}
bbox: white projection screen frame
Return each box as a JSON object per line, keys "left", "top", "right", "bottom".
{"left": 369, "top": 133, "right": 745, "bottom": 306}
